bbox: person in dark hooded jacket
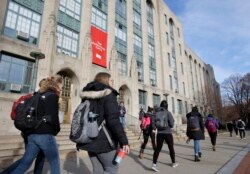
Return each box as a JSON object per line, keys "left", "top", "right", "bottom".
{"left": 12, "top": 75, "right": 62, "bottom": 174}
{"left": 186, "top": 106, "right": 205, "bottom": 162}
{"left": 138, "top": 106, "right": 156, "bottom": 159}
{"left": 77, "top": 72, "right": 130, "bottom": 174}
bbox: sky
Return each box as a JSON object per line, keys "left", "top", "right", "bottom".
{"left": 163, "top": 0, "right": 250, "bottom": 84}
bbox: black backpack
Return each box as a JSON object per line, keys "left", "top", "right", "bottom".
{"left": 237, "top": 120, "right": 244, "bottom": 128}
{"left": 187, "top": 113, "right": 200, "bottom": 130}
{"left": 14, "top": 92, "right": 44, "bottom": 132}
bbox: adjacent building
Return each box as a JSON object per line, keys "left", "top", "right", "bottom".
{"left": 0, "top": 0, "right": 222, "bottom": 135}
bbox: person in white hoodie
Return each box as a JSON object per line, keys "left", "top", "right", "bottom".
{"left": 237, "top": 118, "right": 246, "bottom": 140}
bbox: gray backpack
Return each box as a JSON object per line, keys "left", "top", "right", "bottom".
{"left": 70, "top": 99, "right": 113, "bottom": 146}
{"left": 155, "top": 109, "right": 168, "bottom": 130}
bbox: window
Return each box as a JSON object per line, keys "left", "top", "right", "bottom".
{"left": 177, "top": 99, "right": 182, "bottom": 114}
{"left": 59, "top": 0, "right": 81, "bottom": 20}
{"left": 177, "top": 27, "right": 180, "bottom": 37}
{"left": 57, "top": 25, "right": 79, "bottom": 57}
{"left": 148, "top": 44, "right": 155, "bottom": 58}
{"left": 150, "top": 69, "right": 156, "bottom": 86}
{"left": 117, "top": 52, "right": 127, "bottom": 75}
{"left": 115, "top": 22, "right": 127, "bottom": 42}
{"left": 139, "top": 90, "right": 147, "bottom": 109}
{"left": 153, "top": 94, "right": 160, "bottom": 107}
{"left": 164, "top": 14, "right": 168, "bottom": 25}
{"left": 179, "top": 43, "right": 182, "bottom": 55}
{"left": 168, "top": 53, "right": 171, "bottom": 67}
{"left": 169, "top": 75, "right": 173, "bottom": 90}
{"left": 3, "top": 1, "right": 42, "bottom": 45}
{"left": 133, "top": 10, "right": 141, "bottom": 27}
{"left": 166, "top": 32, "right": 169, "bottom": 45}
{"left": 116, "top": 0, "right": 126, "bottom": 18}
{"left": 181, "top": 62, "right": 184, "bottom": 74}
{"left": 91, "top": 7, "right": 107, "bottom": 31}
{"left": 133, "top": 34, "right": 142, "bottom": 49}
{"left": 185, "top": 101, "right": 188, "bottom": 114}
{"left": 0, "top": 53, "right": 34, "bottom": 93}
{"left": 171, "top": 97, "right": 175, "bottom": 113}
{"left": 183, "top": 82, "right": 186, "bottom": 95}
{"left": 147, "top": 23, "right": 154, "bottom": 37}
{"left": 137, "top": 61, "right": 143, "bottom": 81}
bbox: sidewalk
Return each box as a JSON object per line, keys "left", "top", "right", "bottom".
{"left": 6, "top": 131, "right": 250, "bottom": 174}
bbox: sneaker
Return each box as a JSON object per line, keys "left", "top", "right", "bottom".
{"left": 172, "top": 163, "right": 179, "bottom": 168}
{"left": 152, "top": 164, "right": 159, "bottom": 172}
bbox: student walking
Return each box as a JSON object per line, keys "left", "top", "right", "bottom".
{"left": 186, "top": 106, "right": 205, "bottom": 162}
{"left": 237, "top": 118, "right": 246, "bottom": 140}
{"left": 76, "top": 72, "right": 130, "bottom": 174}
{"left": 151, "top": 100, "right": 178, "bottom": 172}
{"left": 11, "top": 75, "right": 63, "bottom": 174}
{"left": 226, "top": 121, "right": 234, "bottom": 137}
{"left": 118, "top": 101, "right": 126, "bottom": 129}
{"left": 233, "top": 119, "right": 239, "bottom": 137}
{"left": 138, "top": 106, "right": 156, "bottom": 159}
{"left": 205, "top": 114, "right": 219, "bottom": 151}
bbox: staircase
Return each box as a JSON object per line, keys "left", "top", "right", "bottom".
{"left": 0, "top": 124, "right": 141, "bottom": 169}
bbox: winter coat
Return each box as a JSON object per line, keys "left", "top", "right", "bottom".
{"left": 24, "top": 91, "right": 61, "bottom": 136}
{"left": 205, "top": 114, "right": 219, "bottom": 132}
{"left": 186, "top": 111, "right": 205, "bottom": 140}
{"left": 76, "top": 81, "right": 128, "bottom": 153}
{"left": 142, "top": 112, "right": 154, "bottom": 135}
{"left": 152, "top": 107, "right": 175, "bottom": 134}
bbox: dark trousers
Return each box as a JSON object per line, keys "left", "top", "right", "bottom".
{"left": 208, "top": 131, "right": 217, "bottom": 146}
{"left": 141, "top": 131, "right": 156, "bottom": 150}
{"left": 153, "top": 133, "right": 175, "bottom": 164}
{"left": 239, "top": 129, "right": 245, "bottom": 139}
{"left": 233, "top": 127, "right": 238, "bottom": 135}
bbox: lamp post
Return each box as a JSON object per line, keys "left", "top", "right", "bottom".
{"left": 30, "top": 51, "right": 45, "bottom": 92}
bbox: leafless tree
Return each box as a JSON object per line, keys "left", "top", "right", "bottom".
{"left": 221, "top": 73, "right": 250, "bottom": 128}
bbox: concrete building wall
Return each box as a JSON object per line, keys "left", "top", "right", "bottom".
{"left": 0, "top": 0, "right": 221, "bottom": 135}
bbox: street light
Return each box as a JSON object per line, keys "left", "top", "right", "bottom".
{"left": 30, "top": 51, "right": 45, "bottom": 92}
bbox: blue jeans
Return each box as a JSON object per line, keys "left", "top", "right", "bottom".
{"left": 194, "top": 140, "right": 200, "bottom": 156}
{"left": 119, "top": 117, "right": 125, "bottom": 128}
{"left": 1, "top": 151, "right": 44, "bottom": 174}
{"left": 12, "top": 134, "right": 60, "bottom": 174}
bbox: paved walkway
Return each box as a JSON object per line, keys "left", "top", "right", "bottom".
{"left": 2, "top": 131, "right": 250, "bottom": 174}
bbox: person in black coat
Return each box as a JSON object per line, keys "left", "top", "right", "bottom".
{"left": 226, "top": 121, "right": 233, "bottom": 137}
{"left": 77, "top": 72, "right": 130, "bottom": 174}
{"left": 12, "top": 75, "right": 63, "bottom": 174}
{"left": 186, "top": 106, "right": 205, "bottom": 162}
{"left": 138, "top": 106, "right": 156, "bottom": 159}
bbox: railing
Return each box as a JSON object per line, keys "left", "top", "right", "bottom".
{"left": 125, "top": 113, "right": 141, "bottom": 134}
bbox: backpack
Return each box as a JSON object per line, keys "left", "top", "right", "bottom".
{"left": 10, "top": 93, "right": 33, "bottom": 120}
{"left": 14, "top": 93, "right": 42, "bottom": 132}
{"left": 237, "top": 120, "right": 244, "bottom": 128}
{"left": 187, "top": 114, "right": 200, "bottom": 130}
{"left": 70, "top": 99, "right": 113, "bottom": 147}
{"left": 206, "top": 119, "right": 217, "bottom": 133}
{"left": 140, "top": 115, "right": 151, "bottom": 130}
{"left": 155, "top": 109, "right": 168, "bottom": 130}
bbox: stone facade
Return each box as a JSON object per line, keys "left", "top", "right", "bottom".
{"left": 0, "top": 0, "right": 221, "bottom": 135}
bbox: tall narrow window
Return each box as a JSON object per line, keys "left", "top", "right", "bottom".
{"left": 166, "top": 32, "right": 169, "bottom": 45}
{"left": 169, "top": 75, "right": 173, "bottom": 90}
{"left": 139, "top": 90, "right": 147, "bottom": 109}
{"left": 153, "top": 94, "right": 160, "bottom": 107}
{"left": 171, "top": 97, "right": 175, "bottom": 113}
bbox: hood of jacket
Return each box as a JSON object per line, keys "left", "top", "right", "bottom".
{"left": 80, "top": 81, "right": 118, "bottom": 100}
{"left": 155, "top": 107, "right": 165, "bottom": 112}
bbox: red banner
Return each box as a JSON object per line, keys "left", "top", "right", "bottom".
{"left": 91, "top": 26, "right": 107, "bottom": 68}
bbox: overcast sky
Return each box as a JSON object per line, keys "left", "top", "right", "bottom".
{"left": 164, "top": 0, "right": 250, "bottom": 83}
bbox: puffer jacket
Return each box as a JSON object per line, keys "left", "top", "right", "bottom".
{"left": 77, "top": 81, "right": 128, "bottom": 153}
{"left": 186, "top": 111, "right": 205, "bottom": 140}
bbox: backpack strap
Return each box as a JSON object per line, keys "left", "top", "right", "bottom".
{"left": 100, "top": 120, "right": 114, "bottom": 148}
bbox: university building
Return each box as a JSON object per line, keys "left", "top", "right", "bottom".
{"left": 0, "top": 0, "right": 222, "bottom": 135}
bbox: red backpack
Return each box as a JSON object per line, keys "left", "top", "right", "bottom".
{"left": 10, "top": 93, "right": 33, "bottom": 120}
{"left": 206, "top": 119, "right": 217, "bottom": 133}
{"left": 140, "top": 116, "right": 151, "bottom": 130}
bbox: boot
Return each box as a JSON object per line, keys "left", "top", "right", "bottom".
{"left": 139, "top": 149, "right": 144, "bottom": 159}
{"left": 194, "top": 155, "right": 200, "bottom": 162}
{"left": 212, "top": 145, "right": 216, "bottom": 151}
